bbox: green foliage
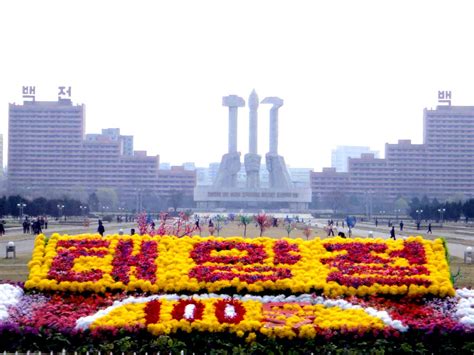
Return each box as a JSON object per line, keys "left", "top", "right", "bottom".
{"left": 1, "top": 330, "right": 472, "bottom": 354}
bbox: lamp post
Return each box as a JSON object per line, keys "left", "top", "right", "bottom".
{"left": 416, "top": 209, "right": 423, "bottom": 230}
{"left": 395, "top": 209, "right": 401, "bottom": 222}
{"left": 17, "top": 203, "right": 26, "bottom": 220}
{"left": 57, "top": 204, "right": 65, "bottom": 218}
{"left": 79, "top": 205, "right": 87, "bottom": 216}
{"left": 438, "top": 208, "right": 446, "bottom": 227}
{"left": 378, "top": 210, "right": 385, "bottom": 227}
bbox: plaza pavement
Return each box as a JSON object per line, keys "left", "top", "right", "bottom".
{"left": 313, "top": 219, "right": 472, "bottom": 259}
{"left": 0, "top": 221, "right": 136, "bottom": 256}
{"left": 0, "top": 218, "right": 471, "bottom": 260}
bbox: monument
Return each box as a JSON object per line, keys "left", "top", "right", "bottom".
{"left": 213, "top": 95, "right": 245, "bottom": 188}
{"left": 244, "top": 89, "right": 261, "bottom": 189}
{"left": 194, "top": 90, "right": 311, "bottom": 211}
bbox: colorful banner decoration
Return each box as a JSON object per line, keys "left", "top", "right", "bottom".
{"left": 26, "top": 234, "right": 454, "bottom": 297}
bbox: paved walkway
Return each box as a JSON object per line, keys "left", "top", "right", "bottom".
{"left": 0, "top": 221, "right": 136, "bottom": 256}
{"left": 1, "top": 219, "right": 471, "bottom": 260}
{"left": 314, "top": 219, "right": 472, "bottom": 259}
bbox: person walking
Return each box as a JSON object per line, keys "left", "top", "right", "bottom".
{"left": 195, "top": 218, "right": 202, "bottom": 235}
{"left": 400, "top": 220, "right": 404, "bottom": 231}
{"left": 327, "top": 224, "right": 334, "bottom": 236}
{"left": 427, "top": 223, "right": 432, "bottom": 234}
{"left": 375, "top": 218, "right": 378, "bottom": 227}
{"left": 390, "top": 226, "right": 396, "bottom": 240}
{"left": 98, "top": 220, "right": 105, "bottom": 236}
{"left": 0, "top": 221, "right": 5, "bottom": 236}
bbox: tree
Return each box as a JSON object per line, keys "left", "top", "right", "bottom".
{"left": 463, "top": 199, "right": 474, "bottom": 219}
{"left": 394, "top": 197, "right": 409, "bottom": 214}
{"left": 0, "top": 196, "right": 7, "bottom": 217}
{"left": 7, "top": 195, "right": 27, "bottom": 217}
{"left": 88, "top": 193, "right": 99, "bottom": 212}
{"left": 325, "top": 190, "right": 347, "bottom": 215}
{"left": 239, "top": 215, "right": 252, "bottom": 237}
{"left": 95, "top": 188, "right": 118, "bottom": 211}
{"left": 445, "top": 201, "right": 462, "bottom": 222}
{"left": 256, "top": 213, "right": 271, "bottom": 237}
{"left": 26, "top": 197, "right": 48, "bottom": 216}
{"left": 168, "top": 190, "right": 184, "bottom": 212}
{"left": 408, "top": 197, "right": 422, "bottom": 220}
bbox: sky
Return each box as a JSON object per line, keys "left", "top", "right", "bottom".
{"left": 1, "top": 0, "right": 474, "bottom": 171}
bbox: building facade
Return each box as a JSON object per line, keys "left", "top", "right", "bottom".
{"left": 312, "top": 105, "right": 474, "bottom": 202}
{"left": 8, "top": 98, "right": 159, "bottom": 199}
{"left": 331, "top": 146, "right": 380, "bottom": 172}
{"left": 156, "top": 166, "right": 196, "bottom": 199}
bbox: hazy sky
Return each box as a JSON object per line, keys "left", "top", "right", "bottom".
{"left": 2, "top": 1, "right": 474, "bottom": 171}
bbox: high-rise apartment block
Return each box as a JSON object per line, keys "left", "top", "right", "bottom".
{"left": 312, "top": 104, "right": 474, "bottom": 201}
{"left": 86, "top": 128, "right": 134, "bottom": 156}
{"left": 331, "top": 146, "right": 379, "bottom": 172}
{"left": 157, "top": 166, "right": 196, "bottom": 198}
{"left": 8, "top": 98, "right": 159, "bottom": 198}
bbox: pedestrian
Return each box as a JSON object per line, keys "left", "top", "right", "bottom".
{"left": 375, "top": 218, "right": 378, "bottom": 227}
{"left": 44, "top": 217, "right": 48, "bottom": 229}
{"left": 327, "top": 224, "right": 334, "bottom": 236}
{"left": 348, "top": 227, "right": 352, "bottom": 238}
{"left": 195, "top": 218, "right": 201, "bottom": 234}
{"left": 427, "top": 223, "right": 432, "bottom": 234}
{"left": 22, "top": 220, "right": 28, "bottom": 234}
{"left": 98, "top": 220, "right": 105, "bottom": 236}
{"left": 390, "top": 226, "right": 396, "bottom": 240}
{"left": 209, "top": 219, "right": 214, "bottom": 228}
{"left": 400, "top": 220, "right": 404, "bottom": 231}
{"left": 130, "top": 228, "right": 136, "bottom": 235}
{"left": 0, "top": 221, "right": 5, "bottom": 235}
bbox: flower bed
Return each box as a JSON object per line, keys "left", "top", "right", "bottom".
{"left": 1, "top": 285, "right": 473, "bottom": 340}
{"left": 0, "top": 233, "right": 472, "bottom": 352}
{"left": 26, "top": 234, "right": 454, "bottom": 297}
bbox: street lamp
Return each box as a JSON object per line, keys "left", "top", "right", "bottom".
{"left": 395, "top": 209, "right": 401, "bottom": 221}
{"left": 438, "top": 208, "right": 446, "bottom": 227}
{"left": 416, "top": 209, "right": 423, "bottom": 230}
{"left": 79, "top": 205, "right": 87, "bottom": 216}
{"left": 17, "top": 203, "right": 26, "bottom": 219}
{"left": 57, "top": 204, "right": 65, "bottom": 218}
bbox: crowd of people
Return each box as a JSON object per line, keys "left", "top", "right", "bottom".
{"left": 22, "top": 216, "right": 48, "bottom": 235}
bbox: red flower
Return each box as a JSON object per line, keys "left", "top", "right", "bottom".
{"left": 144, "top": 300, "right": 161, "bottom": 325}
{"left": 214, "top": 299, "right": 246, "bottom": 324}
{"left": 171, "top": 299, "right": 205, "bottom": 322}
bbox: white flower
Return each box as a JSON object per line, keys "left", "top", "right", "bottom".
{"left": 0, "top": 284, "right": 23, "bottom": 321}
{"left": 184, "top": 304, "right": 196, "bottom": 320}
{"left": 224, "top": 304, "right": 237, "bottom": 319}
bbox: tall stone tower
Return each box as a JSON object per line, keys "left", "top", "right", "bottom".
{"left": 244, "top": 89, "right": 261, "bottom": 188}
